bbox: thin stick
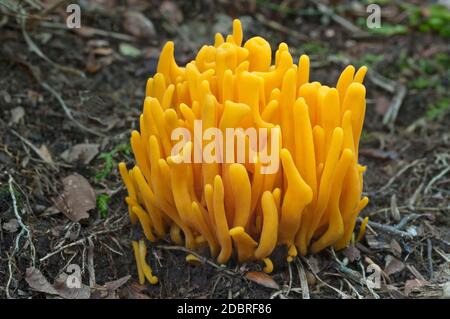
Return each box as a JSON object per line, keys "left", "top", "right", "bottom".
{"left": 156, "top": 245, "right": 238, "bottom": 277}
{"left": 10, "top": 129, "right": 57, "bottom": 169}
{"left": 295, "top": 258, "right": 310, "bottom": 299}
{"left": 424, "top": 167, "right": 450, "bottom": 194}
{"left": 370, "top": 159, "right": 422, "bottom": 195}
{"left": 427, "top": 238, "right": 433, "bottom": 280}
{"left": 358, "top": 217, "right": 414, "bottom": 239}
{"left": 39, "top": 228, "right": 119, "bottom": 262}
{"left": 383, "top": 84, "right": 407, "bottom": 126}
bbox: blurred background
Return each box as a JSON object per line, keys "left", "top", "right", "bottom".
{"left": 0, "top": 0, "right": 449, "bottom": 299}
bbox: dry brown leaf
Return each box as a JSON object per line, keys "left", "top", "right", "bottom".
{"left": 342, "top": 245, "right": 361, "bottom": 262}
{"left": 25, "top": 267, "right": 60, "bottom": 296}
{"left": 123, "top": 11, "right": 156, "bottom": 39}
{"left": 404, "top": 279, "right": 428, "bottom": 296}
{"left": 38, "top": 145, "right": 54, "bottom": 165}
{"left": 54, "top": 174, "right": 96, "bottom": 222}
{"left": 53, "top": 273, "right": 91, "bottom": 299}
{"left": 60, "top": 143, "right": 99, "bottom": 164}
{"left": 126, "top": 282, "right": 151, "bottom": 299}
{"left": 105, "top": 275, "right": 131, "bottom": 291}
{"left": 384, "top": 255, "right": 405, "bottom": 276}
{"left": 245, "top": 271, "right": 279, "bottom": 289}
{"left": 390, "top": 239, "right": 402, "bottom": 256}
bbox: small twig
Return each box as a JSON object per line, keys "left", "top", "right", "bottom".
{"left": 370, "top": 159, "right": 422, "bottom": 195}
{"left": 394, "top": 213, "right": 421, "bottom": 230}
{"left": 433, "top": 247, "right": 450, "bottom": 263}
{"left": 427, "top": 238, "right": 433, "bottom": 281}
{"left": 295, "top": 258, "right": 310, "bottom": 299}
{"left": 87, "top": 237, "right": 96, "bottom": 288}
{"left": 254, "top": 13, "right": 308, "bottom": 42}
{"left": 20, "top": 14, "right": 85, "bottom": 78}
{"left": 300, "top": 256, "right": 350, "bottom": 299}
{"left": 10, "top": 58, "right": 104, "bottom": 137}
{"left": 156, "top": 245, "right": 238, "bottom": 277}
{"left": 6, "top": 174, "right": 36, "bottom": 298}
{"left": 382, "top": 84, "right": 407, "bottom": 127}
{"left": 39, "top": 228, "right": 120, "bottom": 262}
{"left": 41, "top": 82, "right": 104, "bottom": 137}
{"left": 314, "top": 2, "right": 365, "bottom": 34}
{"left": 39, "top": 21, "right": 136, "bottom": 42}
{"left": 359, "top": 218, "right": 414, "bottom": 239}
{"left": 40, "top": 0, "right": 71, "bottom": 16}
{"left": 424, "top": 167, "right": 450, "bottom": 195}
{"left": 10, "top": 129, "right": 57, "bottom": 170}
{"left": 285, "top": 261, "right": 293, "bottom": 297}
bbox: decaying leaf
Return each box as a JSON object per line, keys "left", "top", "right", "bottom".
{"left": 38, "top": 145, "right": 54, "bottom": 165}
{"left": 384, "top": 255, "right": 405, "bottom": 276}
{"left": 125, "top": 282, "right": 151, "bottom": 299}
{"left": 60, "top": 143, "right": 99, "bottom": 164}
{"left": 54, "top": 174, "right": 96, "bottom": 222}
{"left": 25, "top": 267, "right": 60, "bottom": 296}
{"left": 404, "top": 279, "right": 428, "bottom": 296}
{"left": 53, "top": 273, "right": 91, "bottom": 299}
{"left": 26, "top": 267, "right": 91, "bottom": 299}
{"left": 245, "top": 271, "right": 279, "bottom": 290}
{"left": 389, "top": 239, "right": 402, "bottom": 257}
{"left": 342, "top": 245, "right": 361, "bottom": 262}
{"left": 104, "top": 275, "right": 131, "bottom": 291}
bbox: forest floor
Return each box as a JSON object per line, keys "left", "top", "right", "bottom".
{"left": 0, "top": 0, "right": 449, "bottom": 299}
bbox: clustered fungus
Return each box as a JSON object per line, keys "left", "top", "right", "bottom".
{"left": 120, "top": 19, "right": 369, "bottom": 284}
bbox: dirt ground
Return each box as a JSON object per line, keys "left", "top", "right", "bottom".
{"left": 0, "top": 0, "right": 449, "bottom": 299}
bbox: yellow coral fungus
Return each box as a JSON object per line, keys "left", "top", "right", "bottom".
{"left": 120, "top": 19, "right": 369, "bottom": 284}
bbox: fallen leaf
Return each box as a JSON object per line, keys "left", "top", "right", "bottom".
{"left": 404, "top": 279, "right": 428, "bottom": 296}
{"left": 104, "top": 275, "right": 131, "bottom": 291}
{"left": 53, "top": 273, "right": 91, "bottom": 299}
{"left": 389, "top": 239, "right": 402, "bottom": 257}
{"left": 123, "top": 11, "right": 156, "bottom": 39}
{"left": 384, "top": 255, "right": 405, "bottom": 276}
{"left": 54, "top": 174, "right": 96, "bottom": 222}
{"left": 386, "top": 284, "right": 406, "bottom": 298}
{"left": 60, "top": 143, "right": 99, "bottom": 164}
{"left": 245, "top": 271, "right": 279, "bottom": 289}
{"left": 25, "top": 267, "right": 59, "bottom": 296}
{"left": 342, "top": 245, "right": 361, "bottom": 262}
{"left": 2, "top": 219, "right": 19, "bottom": 233}
{"left": 126, "top": 282, "right": 151, "bottom": 299}
{"left": 26, "top": 267, "right": 90, "bottom": 299}
{"left": 10, "top": 106, "right": 25, "bottom": 124}
{"left": 38, "top": 145, "right": 54, "bottom": 165}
